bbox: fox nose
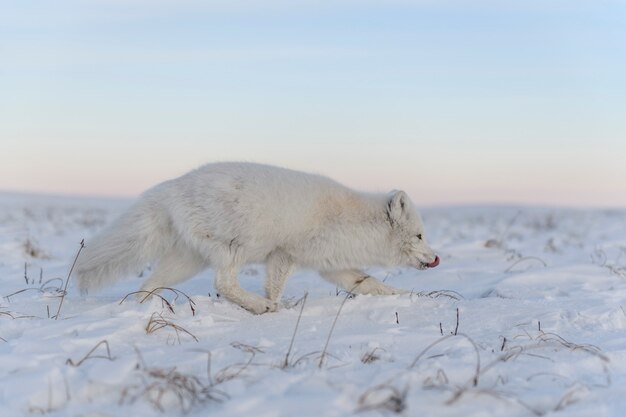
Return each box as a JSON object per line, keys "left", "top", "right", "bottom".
{"left": 427, "top": 256, "right": 440, "bottom": 268}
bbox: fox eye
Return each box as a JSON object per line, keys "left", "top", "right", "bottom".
{"left": 416, "top": 234, "right": 422, "bottom": 240}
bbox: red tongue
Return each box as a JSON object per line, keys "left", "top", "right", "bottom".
{"left": 427, "top": 256, "right": 440, "bottom": 268}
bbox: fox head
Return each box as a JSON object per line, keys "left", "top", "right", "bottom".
{"left": 386, "top": 190, "right": 439, "bottom": 270}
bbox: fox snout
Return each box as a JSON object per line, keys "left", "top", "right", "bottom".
{"left": 416, "top": 254, "right": 440, "bottom": 270}
{"left": 426, "top": 255, "right": 440, "bottom": 268}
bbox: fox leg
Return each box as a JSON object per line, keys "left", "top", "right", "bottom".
{"left": 320, "top": 269, "right": 407, "bottom": 295}
{"left": 265, "top": 249, "right": 296, "bottom": 303}
{"left": 139, "top": 243, "right": 208, "bottom": 295}
{"left": 214, "top": 264, "right": 279, "bottom": 314}
{"left": 210, "top": 245, "right": 278, "bottom": 314}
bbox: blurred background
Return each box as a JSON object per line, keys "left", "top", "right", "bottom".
{"left": 1, "top": 0, "right": 625, "bottom": 207}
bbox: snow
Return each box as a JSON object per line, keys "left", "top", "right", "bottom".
{"left": 1, "top": 192, "right": 625, "bottom": 416}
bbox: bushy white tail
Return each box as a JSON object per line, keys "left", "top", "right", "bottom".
{"left": 74, "top": 199, "right": 173, "bottom": 291}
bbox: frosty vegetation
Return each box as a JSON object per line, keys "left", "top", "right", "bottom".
{"left": 1, "top": 193, "right": 625, "bottom": 416}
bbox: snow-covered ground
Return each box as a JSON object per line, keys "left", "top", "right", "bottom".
{"left": 1, "top": 192, "right": 625, "bottom": 417}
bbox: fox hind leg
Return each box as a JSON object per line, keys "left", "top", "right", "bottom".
{"left": 265, "top": 249, "right": 295, "bottom": 303}
{"left": 139, "top": 243, "right": 208, "bottom": 295}
{"left": 211, "top": 245, "right": 278, "bottom": 314}
{"left": 215, "top": 263, "right": 279, "bottom": 314}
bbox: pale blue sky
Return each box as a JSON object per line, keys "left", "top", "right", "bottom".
{"left": 1, "top": 1, "right": 625, "bottom": 206}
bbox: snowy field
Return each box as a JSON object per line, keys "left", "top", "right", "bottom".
{"left": 1, "top": 192, "right": 625, "bottom": 417}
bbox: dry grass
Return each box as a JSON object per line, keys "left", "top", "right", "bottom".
{"left": 319, "top": 283, "right": 361, "bottom": 368}
{"left": 120, "top": 287, "right": 197, "bottom": 316}
{"left": 118, "top": 342, "right": 274, "bottom": 413}
{"left": 212, "top": 342, "right": 263, "bottom": 384}
{"left": 66, "top": 340, "right": 114, "bottom": 367}
{"left": 145, "top": 312, "right": 199, "bottom": 344}
{"left": 504, "top": 256, "right": 548, "bottom": 273}
{"left": 357, "top": 383, "right": 408, "bottom": 414}
{"left": 23, "top": 238, "right": 49, "bottom": 259}
{"left": 120, "top": 362, "right": 227, "bottom": 414}
{"left": 3, "top": 277, "right": 66, "bottom": 303}
{"left": 0, "top": 307, "right": 36, "bottom": 320}
{"left": 361, "top": 347, "right": 385, "bottom": 364}
{"left": 411, "top": 289, "right": 464, "bottom": 301}
{"left": 591, "top": 248, "right": 626, "bottom": 278}
{"left": 356, "top": 323, "right": 612, "bottom": 416}
{"left": 282, "top": 292, "right": 308, "bottom": 368}
{"left": 53, "top": 239, "right": 84, "bottom": 320}
{"left": 409, "top": 333, "right": 481, "bottom": 387}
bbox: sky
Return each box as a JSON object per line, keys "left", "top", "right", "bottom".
{"left": 1, "top": 0, "right": 625, "bottom": 207}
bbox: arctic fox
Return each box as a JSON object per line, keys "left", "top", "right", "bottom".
{"left": 74, "top": 162, "right": 439, "bottom": 314}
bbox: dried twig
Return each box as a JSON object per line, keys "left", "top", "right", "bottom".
{"left": 54, "top": 239, "right": 85, "bottom": 320}
{"left": 357, "top": 383, "right": 408, "bottom": 414}
{"left": 361, "top": 347, "right": 386, "bottom": 364}
{"left": 120, "top": 361, "right": 227, "bottom": 413}
{"left": 537, "top": 332, "right": 609, "bottom": 362}
{"left": 409, "top": 333, "right": 481, "bottom": 388}
{"left": 145, "top": 312, "right": 199, "bottom": 343}
{"left": 412, "top": 289, "right": 464, "bottom": 301}
{"left": 120, "top": 287, "right": 196, "bottom": 315}
{"left": 282, "top": 292, "right": 308, "bottom": 368}
{"left": 212, "top": 343, "right": 262, "bottom": 384}
{"left": 319, "top": 282, "right": 362, "bottom": 368}
{"left": 4, "top": 278, "right": 65, "bottom": 302}
{"left": 120, "top": 291, "right": 175, "bottom": 314}
{"left": 553, "top": 385, "right": 588, "bottom": 412}
{"left": 0, "top": 309, "right": 36, "bottom": 320}
{"left": 591, "top": 248, "right": 626, "bottom": 278}
{"left": 66, "top": 340, "right": 114, "bottom": 367}
{"left": 505, "top": 256, "right": 547, "bottom": 273}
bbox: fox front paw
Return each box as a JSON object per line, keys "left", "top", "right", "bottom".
{"left": 244, "top": 297, "right": 280, "bottom": 315}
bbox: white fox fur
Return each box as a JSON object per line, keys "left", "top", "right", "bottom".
{"left": 74, "top": 162, "right": 439, "bottom": 314}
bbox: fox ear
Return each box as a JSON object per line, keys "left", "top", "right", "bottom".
{"left": 386, "top": 190, "right": 409, "bottom": 226}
